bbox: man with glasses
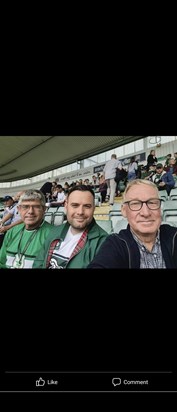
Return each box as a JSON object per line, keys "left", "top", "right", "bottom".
{"left": 0, "top": 191, "right": 25, "bottom": 248}
{"left": 0, "top": 190, "right": 54, "bottom": 268}
{"left": 88, "top": 179, "right": 177, "bottom": 268}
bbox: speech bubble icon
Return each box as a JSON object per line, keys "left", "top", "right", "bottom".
{"left": 112, "top": 377, "right": 121, "bottom": 386}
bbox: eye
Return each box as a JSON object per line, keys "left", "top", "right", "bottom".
{"left": 130, "top": 201, "right": 140, "bottom": 206}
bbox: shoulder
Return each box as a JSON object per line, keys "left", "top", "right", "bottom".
{"left": 160, "top": 224, "right": 177, "bottom": 236}
{"left": 42, "top": 221, "right": 56, "bottom": 231}
{"left": 47, "top": 222, "right": 66, "bottom": 235}
{"left": 8, "top": 204, "right": 16, "bottom": 213}
{"left": 5, "top": 223, "right": 24, "bottom": 238}
{"left": 88, "top": 220, "right": 108, "bottom": 239}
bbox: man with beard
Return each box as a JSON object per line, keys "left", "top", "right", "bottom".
{"left": 33, "top": 185, "right": 108, "bottom": 269}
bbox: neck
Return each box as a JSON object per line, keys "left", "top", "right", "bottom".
{"left": 132, "top": 230, "right": 157, "bottom": 252}
{"left": 25, "top": 220, "right": 43, "bottom": 230}
{"left": 70, "top": 226, "right": 84, "bottom": 235}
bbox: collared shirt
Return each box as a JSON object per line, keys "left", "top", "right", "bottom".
{"left": 130, "top": 229, "right": 166, "bottom": 268}
{"left": 103, "top": 158, "right": 122, "bottom": 180}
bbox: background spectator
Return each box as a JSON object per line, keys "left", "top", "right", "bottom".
{"left": 103, "top": 154, "right": 122, "bottom": 205}
{"left": 146, "top": 150, "right": 157, "bottom": 171}
{"left": 151, "top": 163, "right": 175, "bottom": 195}
{"left": 127, "top": 156, "right": 138, "bottom": 182}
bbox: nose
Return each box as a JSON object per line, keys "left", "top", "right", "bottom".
{"left": 76, "top": 206, "right": 84, "bottom": 214}
{"left": 139, "top": 203, "right": 151, "bottom": 215}
{"left": 27, "top": 206, "right": 35, "bottom": 213}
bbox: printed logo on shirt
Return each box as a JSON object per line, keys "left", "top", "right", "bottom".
{"left": 48, "top": 253, "right": 69, "bottom": 269}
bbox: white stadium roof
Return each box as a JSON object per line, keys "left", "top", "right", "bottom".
{"left": 0, "top": 136, "right": 145, "bottom": 182}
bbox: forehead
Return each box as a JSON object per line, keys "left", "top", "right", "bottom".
{"left": 68, "top": 190, "right": 94, "bottom": 204}
{"left": 19, "top": 199, "right": 42, "bottom": 205}
{"left": 126, "top": 184, "right": 157, "bottom": 199}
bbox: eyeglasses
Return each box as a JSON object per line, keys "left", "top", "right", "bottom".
{"left": 123, "top": 199, "right": 161, "bottom": 211}
{"left": 19, "top": 205, "right": 43, "bottom": 211}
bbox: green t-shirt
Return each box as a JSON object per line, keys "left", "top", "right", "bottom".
{"left": 0, "top": 220, "right": 53, "bottom": 269}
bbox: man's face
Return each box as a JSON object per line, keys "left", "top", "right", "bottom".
{"left": 3, "top": 199, "right": 14, "bottom": 208}
{"left": 156, "top": 167, "right": 163, "bottom": 174}
{"left": 65, "top": 190, "right": 95, "bottom": 234}
{"left": 121, "top": 184, "right": 162, "bottom": 238}
{"left": 18, "top": 200, "right": 46, "bottom": 229}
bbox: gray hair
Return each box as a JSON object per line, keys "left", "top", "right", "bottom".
{"left": 18, "top": 189, "right": 46, "bottom": 207}
{"left": 123, "top": 179, "right": 159, "bottom": 201}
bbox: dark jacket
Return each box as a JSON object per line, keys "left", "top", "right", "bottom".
{"left": 88, "top": 224, "right": 177, "bottom": 268}
{"left": 152, "top": 171, "right": 175, "bottom": 193}
{"left": 147, "top": 154, "right": 157, "bottom": 169}
{"left": 40, "top": 181, "right": 52, "bottom": 197}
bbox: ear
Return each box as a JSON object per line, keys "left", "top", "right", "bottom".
{"left": 121, "top": 204, "right": 127, "bottom": 218}
{"left": 64, "top": 199, "right": 68, "bottom": 212}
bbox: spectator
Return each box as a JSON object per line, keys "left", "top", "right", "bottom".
{"left": 115, "top": 165, "right": 127, "bottom": 195}
{"left": 144, "top": 164, "right": 156, "bottom": 180}
{"left": 146, "top": 150, "right": 157, "bottom": 171}
{"left": 164, "top": 158, "right": 177, "bottom": 176}
{"left": 151, "top": 163, "right": 175, "bottom": 195}
{"left": 92, "top": 175, "right": 99, "bottom": 190}
{"left": 0, "top": 195, "right": 15, "bottom": 226}
{"left": 135, "top": 161, "right": 142, "bottom": 179}
{"left": 103, "top": 154, "right": 122, "bottom": 205}
{"left": 49, "top": 184, "right": 66, "bottom": 207}
{"left": 33, "top": 185, "right": 108, "bottom": 269}
{"left": 0, "top": 189, "right": 54, "bottom": 268}
{"left": 97, "top": 175, "right": 107, "bottom": 203}
{"left": 40, "top": 177, "right": 53, "bottom": 201}
{"left": 164, "top": 154, "right": 172, "bottom": 168}
{"left": 127, "top": 156, "right": 138, "bottom": 181}
{"left": 174, "top": 152, "right": 177, "bottom": 166}
{"left": 63, "top": 182, "right": 70, "bottom": 194}
{"left": 88, "top": 179, "right": 177, "bottom": 268}
{"left": 49, "top": 181, "right": 58, "bottom": 200}
{"left": 0, "top": 192, "right": 25, "bottom": 248}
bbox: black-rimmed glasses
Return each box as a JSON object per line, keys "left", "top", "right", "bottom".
{"left": 123, "top": 199, "right": 161, "bottom": 211}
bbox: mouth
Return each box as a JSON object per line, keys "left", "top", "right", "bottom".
{"left": 138, "top": 221, "right": 154, "bottom": 224}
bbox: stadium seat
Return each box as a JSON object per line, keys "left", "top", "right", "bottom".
{"left": 44, "top": 212, "right": 54, "bottom": 224}
{"left": 47, "top": 206, "right": 59, "bottom": 213}
{"left": 159, "top": 190, "right": 168, "bottom": 202}
{"left": 109, "top": 213, "right": 123, "bottom": 231}
{"left": 161, "top": 221, "right": 177, "bottom": 227}
{"left": 94, "top": 193, "right": 102, "bottom": 206}
{"left": 53, "top": 212, "right": 65, "bottom": 226}
{"left": 113, "top": 218, "right": 128, "bottom": 233}
{"left": 162, "top": 210, "right": 177, "bottom": 223}
{"left": 162, "top": 200, "right": 177, "bottom": 211}
{"left": 96, "top": 219, "right": 113, "bottom": 234}
{"left": 57, "top": 206, "right": 66, "bottom": 214}
{"left": 169, "top": 188, "right": 177, "bottom": 200}
{"left": 109, "top": 203, "right": 122, "bottom": 212}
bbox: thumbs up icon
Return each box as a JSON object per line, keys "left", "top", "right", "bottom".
{"left": 36, "top": 377, "right": 45, "bottom": 387}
